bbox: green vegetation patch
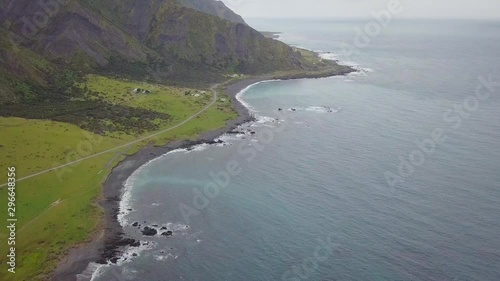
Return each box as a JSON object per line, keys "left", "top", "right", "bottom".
{"left": 0, "top": 75, "right": 219, "bottom": 136}
{"left": 0, "top": 75, "right": 237, "bottom": 280}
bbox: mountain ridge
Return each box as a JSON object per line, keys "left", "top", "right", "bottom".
{"left": 0, "top": 0, "right": 349, "bottom": 105}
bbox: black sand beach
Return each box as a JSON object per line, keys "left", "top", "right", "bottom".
{"left": 52, "top": 69, "right": 354, "bottom": 281}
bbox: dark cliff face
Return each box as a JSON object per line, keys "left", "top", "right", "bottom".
{"left": 145, "top": 3, "right": 301, "bottom": 73}
{"left": 0, "top": 0, "right": 306, "bottom": 102}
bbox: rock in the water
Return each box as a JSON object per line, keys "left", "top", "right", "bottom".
{"left": 161, "top": 231, "right": 173, "bottom": 237}
{"left": 161, "top": 227, "right": 168, "bottom": 230}
{"left": 132, "top": 222, "right": 139, "bottom": 227}
{"left": 142, "top": 227, "right": 158, "bottom": 236}
{"left": 116, "top": 238, "right": 140, "bottom": 247}
{"left": 207, "top": 139, "right": 225, "bottom": 145}
{"left": 110, "top": 257, "right": 120, "bottom": 264}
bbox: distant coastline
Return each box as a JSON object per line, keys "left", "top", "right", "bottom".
{"left": 52, "top": 64, "right": 355, "bottom": 281}
{"left": 261, "top": 31, "right": 283, "bottom": 39}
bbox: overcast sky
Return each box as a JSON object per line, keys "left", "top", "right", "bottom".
{"left": 221, "top": 0, "right": 500, "bottom": 20}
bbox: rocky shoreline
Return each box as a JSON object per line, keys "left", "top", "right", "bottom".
{"left": 52, "top": 67, "right": 354, "bottom": 281}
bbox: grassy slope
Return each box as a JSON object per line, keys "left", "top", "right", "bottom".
{"left": 0, "top": 75, "right": 236, "bottom": 280}
{"left": 80, "top": 75, "right": 211, "bottom": 125}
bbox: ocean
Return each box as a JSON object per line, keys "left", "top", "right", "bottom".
{"left": 90, "top": 19, "right": 500, "bottom": 281}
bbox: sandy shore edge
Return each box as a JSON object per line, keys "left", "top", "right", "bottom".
{"left": 52, "top": 69, "right": 354, "bottom": 281}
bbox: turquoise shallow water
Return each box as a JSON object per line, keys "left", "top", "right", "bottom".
{"left": 94, "top": 19, "right": 500, "bottom": 280}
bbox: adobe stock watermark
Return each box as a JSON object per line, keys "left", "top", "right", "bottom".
{"left": 338, "top": 0, "right": 407, "bottom": 60}
{"left": 5, "top": 0, "right": 67, "bottom": 47}
{"left": 53, "top": 130, "right": 104, "bottom": 182}
{"left": 179, "top": 111, "right": 288, "bottom": 224}
{"left": 385, "top": 75, "right": 499, "bottom": 188}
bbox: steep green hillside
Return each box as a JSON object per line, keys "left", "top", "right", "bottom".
{"left": 0, "top": 78, "right": 237, "bottom": 280}
{"left": 146, "top": 2, "right": 301, "bottom": 73}
{"left": 0, "top": 27, "right": 78, "bottom": 105}
{"left": 0, "top": 0, "right": 330, "bottom": 103}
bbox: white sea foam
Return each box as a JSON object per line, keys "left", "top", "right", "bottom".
{"left": 186, "top": 143, "right": 210, "bottom": 153}
{"left": 260, "top": 115, "right": 280, "bottom": 124}
{"left": 164, "top": 141, "right": 228, "bottom": 155}
{"left": 282, "top": 48, "right": 373, "bottom": 76}
{"left": 89, "top": 242, "right": 156, "bottom": 281}
{"left": 318, "top": 52, "right": 374, "bottom": 75}
{"left": 117, "top": 142, "right": 197, "bottom": 226}
{"left": 354, "top": 66, "right": 374, "bottom": 73}
{"left": 134, "top": 222, "right": 190, "bottom": 238}
{"left": 118, "top": 163, "right": 149, "bottom": 225}
{"left": 235, "top": 79, "right": 281, "bottom": 114}
{"left": 77, "top": 262, "right": 101, "bottom": 281}
{"left": 286, "top": 106, "right": 340, "bottom": 113}
{"left": 154, "top": 253, "right": 176, "bottom": 261}
{"left": 318, "top": 52, "right": 340, "bottom": 61}
{"left": 235, "top": 82, "right": 285, "bottom": 131}
{"left": 217, "top": 133, "right": 246, "bottom": 142}
{"left": 118, "top": 144, "right": 203, "bottom": 225}
{"left": 164, "top": 147, "right": 189, "bottom": 155}
{"left": 346, "top": 67, "right": 373, "bottom": 77}
{"left": 305, "top": 106, "right": 340, "bottom": 113}
{"left": 117, "top": 241, "right": 156, "bottom": 266}
{"left": 250, "top": 115, "right": 281, "bottom": 128}
{"left": 235, "top": 86, "right": 257, "bottom": 113}
{"left": 164, "top": 222, "right": 190, "bottom": 232}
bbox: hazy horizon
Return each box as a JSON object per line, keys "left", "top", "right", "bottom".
{"left": 242, "top": 16, "right": 500, "bottom": 22}
{"left": 222, "top": 0, "right": 500, "bottom": 20}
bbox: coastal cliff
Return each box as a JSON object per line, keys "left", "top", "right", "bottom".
{"left": 0, "top": 1, "right": 353, "bottom": 280}
{"left": 0, "top": 0, "right": 320, "bottom": 104}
